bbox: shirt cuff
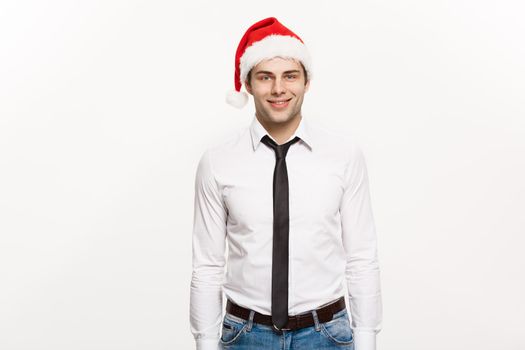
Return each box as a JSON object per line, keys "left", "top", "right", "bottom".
{"left": 196, "top": 338, "right": 219, "bottom": 350}
{"left": 353, "top": 330, "right": 376, "bottom": 350}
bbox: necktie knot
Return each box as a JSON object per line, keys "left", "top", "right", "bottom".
{"left": 261, "top": 135, "right": 301, "bottom": 159}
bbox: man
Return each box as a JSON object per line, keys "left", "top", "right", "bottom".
{"left": 190, "top": 17, "right": 382, "bottom": 350}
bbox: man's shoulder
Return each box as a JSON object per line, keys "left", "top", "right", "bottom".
{"left": 308, "top": 118, "right": 364, "bottom": 156}
{"left": 199, "top": 124, "right": 250, "bottom": 162}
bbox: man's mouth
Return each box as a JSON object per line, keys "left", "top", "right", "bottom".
{"left": 268, "top": 98, "right": 292, "bottom": 109}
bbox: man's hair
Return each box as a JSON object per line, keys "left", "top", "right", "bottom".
{"left": 245, "top": 61, "right": 309, "bottom": 87}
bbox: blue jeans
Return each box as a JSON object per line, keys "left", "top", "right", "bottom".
{"left": 219, "top": 307, "right": 354, "bottom": 349}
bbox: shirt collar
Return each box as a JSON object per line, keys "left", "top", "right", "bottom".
{"left": 249, "top": 113, "right": 314, "bottom": 151}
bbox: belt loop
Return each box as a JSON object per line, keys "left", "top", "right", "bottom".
{"left": 246, "top": 310, "right": 255, "bottom": 331}
{"left": 311, "top": 309, "right": 320, "bottom": 331}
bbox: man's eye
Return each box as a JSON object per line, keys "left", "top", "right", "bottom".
{"left": 286, "top": 75, "right": 297, "bottom": 79}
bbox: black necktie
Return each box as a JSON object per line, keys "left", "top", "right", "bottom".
{"left": 260, "top": 134, "right": 301, "bottom": 331}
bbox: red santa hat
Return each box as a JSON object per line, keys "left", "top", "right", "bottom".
{"left": 226, "top": 17, "right": 313, "bottom": 109}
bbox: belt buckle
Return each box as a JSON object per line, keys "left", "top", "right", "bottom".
{"left": 273, "top": 324, "right": 291, "bottom": 332}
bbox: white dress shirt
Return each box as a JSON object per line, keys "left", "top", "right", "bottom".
{"left": 190, "top": 114, "right": 382, "bottom": 350}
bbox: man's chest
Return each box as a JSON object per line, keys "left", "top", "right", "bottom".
{"left": 219, "top": 151, "right": 346, "bottom": 230}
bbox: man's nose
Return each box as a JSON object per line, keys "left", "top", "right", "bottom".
{"left": 271, "top": 78, "right": 286, "bottom": 95}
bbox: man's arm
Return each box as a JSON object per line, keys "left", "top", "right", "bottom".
{"left": 340, "top": 143, "right": 383, "bottom": 350}
{"left": 189, "top": 149, "right": 227, "bottom": 350}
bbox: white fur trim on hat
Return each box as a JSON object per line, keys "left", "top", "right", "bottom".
{"left": 239, "top": 34, "right": 312, "bottom": 85}
{"left": 226, "top": 89, "right": 249, "bottom": 109}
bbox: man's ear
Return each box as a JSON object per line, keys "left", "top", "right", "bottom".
{"left": 304, "top": 78, "right": 310, "bottom": 93}
{"left": 244, "top": 80, "right": 253, "bottom": 95}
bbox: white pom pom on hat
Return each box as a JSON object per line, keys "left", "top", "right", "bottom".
{"left": 226, "top": 89, "right": 249, "bottom": 109}
{"left": 226, "top": 17, "right": 312, "bottom": 109}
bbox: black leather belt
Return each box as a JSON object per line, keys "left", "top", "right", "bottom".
{"left": 225, "top": 296, "right": 346, "bottom": 333}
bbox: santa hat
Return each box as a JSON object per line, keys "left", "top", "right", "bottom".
{"left": 226, "top": 17, "right": 312, "bottom": 109}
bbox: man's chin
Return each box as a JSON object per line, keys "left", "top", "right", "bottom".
{"left": 256, "top": 106, "right": 301, "bottom": 125}
{"left": 267, "top": 114, "right": 291, "bottom": 124}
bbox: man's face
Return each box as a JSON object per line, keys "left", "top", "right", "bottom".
{"left": 245, "top": 57, "right": 310, "bottom": 125}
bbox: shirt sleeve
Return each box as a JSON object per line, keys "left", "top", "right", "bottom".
{"left": 189, "top": 149, "right": 227, "bottom": 350}
{"left": 339, "top": 143, "right": 383, "bottom": 350}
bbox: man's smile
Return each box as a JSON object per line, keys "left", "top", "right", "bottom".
{"left": 267, "top": 97, "right": 292, "bottom": 109}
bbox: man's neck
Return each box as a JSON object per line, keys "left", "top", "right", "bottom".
{"left": 257, "top": 113, "right": 302, "bottom": 145}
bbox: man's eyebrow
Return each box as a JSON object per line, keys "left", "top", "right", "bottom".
{"left": 254, "top": 70, "right": 301, "bottom": 75}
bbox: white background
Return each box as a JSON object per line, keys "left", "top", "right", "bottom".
{"left": 1, "top": 1, "right": 524, "bottom": 349}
